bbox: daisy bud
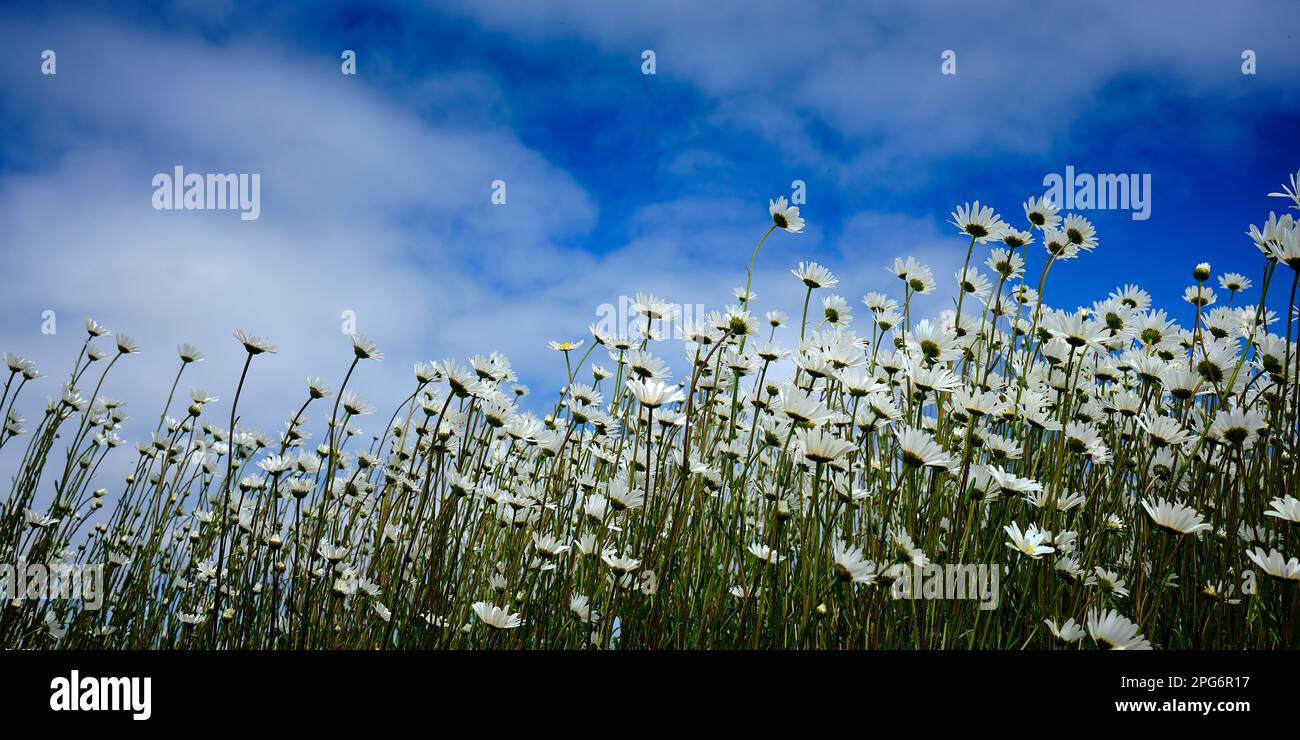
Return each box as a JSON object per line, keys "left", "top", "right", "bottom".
{"left": 1193, "top": 262, "right": 1211, "bottom": 281}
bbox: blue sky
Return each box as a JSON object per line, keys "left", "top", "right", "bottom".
{"left": 1, "top": 0, "right": 1298, "bottom": 447}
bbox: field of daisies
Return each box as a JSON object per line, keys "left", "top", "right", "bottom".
{"left": 2, "top": 170, "right": 1299, "bottom": 650}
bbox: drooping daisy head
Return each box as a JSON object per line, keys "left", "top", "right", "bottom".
{"left": 1023, "top": 195, "right": 1061, "bottom": 230}
{"left": 234, "top": 329, "right": 277, "bottom": 355}
{"left": 949, "top": 201, "right": 1006, "bottom": 242}
{"left": 177, "top": 343, "right": 205, "bottom": 364}
{"left": 769, "top": 195, "right": 805, "bottom": 233}
{"left": 351, "top": 334, "right": 384, "bottom": 361}
{"left": 791, "top": 261, "right": 838, "bottom": 289}
{"left": 1062, "top": 214, "right": 1098, "bottom": 250}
